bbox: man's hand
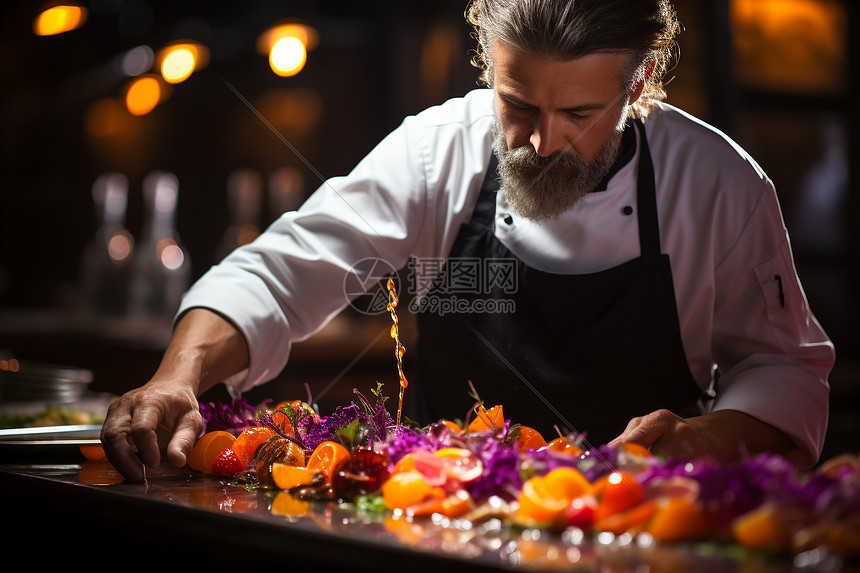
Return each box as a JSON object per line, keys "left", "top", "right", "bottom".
{"left": 609, "top": 409, "right": 797, "bottom": 463}
{"left": 100, "top": 308, "right": 250, "bottom": 481}
{"left": 100, "top": 378, "right": 203, "bottom": 482}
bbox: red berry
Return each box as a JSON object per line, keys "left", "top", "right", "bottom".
{"left": 211, "top": 448, "right": 245, "bottom": 476}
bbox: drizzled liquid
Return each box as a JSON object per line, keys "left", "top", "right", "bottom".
{"left": 386, "top": 275, "right": 408, "bottom": 426}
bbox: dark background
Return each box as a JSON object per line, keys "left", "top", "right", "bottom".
{"left": 0, "top": 1, "right": 857, "bottom": 460}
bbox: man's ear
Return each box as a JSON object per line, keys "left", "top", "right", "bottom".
{"left": 629, "top": 61, "right": 656, "bottom": 104}
{"left": 629, "top": 80, "right": 645, "bottom": 104}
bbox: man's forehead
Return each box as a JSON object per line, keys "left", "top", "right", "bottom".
{"left": 491, "top": 42, "right": 630, "bottom": 101}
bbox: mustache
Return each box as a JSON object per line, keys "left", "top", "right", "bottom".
{"left": 503, "top": 144, "right": 584, "bottom": 173}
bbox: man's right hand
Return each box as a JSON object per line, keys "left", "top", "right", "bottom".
{"left": 100, "top": 377, "right": 204, "bottom": 482}
{"left": 100, "top": 308, "right": 251, "bottom": 481}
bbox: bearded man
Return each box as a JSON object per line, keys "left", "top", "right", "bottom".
{"left": 102, "top": 0, "right": 833, "bottom": 482}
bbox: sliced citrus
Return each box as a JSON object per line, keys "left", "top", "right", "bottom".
{"left": 518, "top": 467, "right": 592, "bottom": 523}
{"left": 645, "top": 497, "right": 710, "bottom": 542}
{"left": 731, "top": 503, "right": 791, "bottom": 550}
{"left": 232, "top": 426, "right": 277, "bottom": 467}
{"left": 271, "top": 462, "right": 314, "bottom": 490}
{"left": 543, "top": 467, "right": 592, "bottom": 500}
{"left": 468, "top": 404, "right": 504, "bottom": 432}
{"left": 516, "top": 426, "right": 548, "bottom": 451}
{"left": 188, "top": 430, "right": 237, "bottom": 473}
{"left": 518, "top": 476, "right": 569, "bottom": 523}
{"left": 306, "top": 440, "right": 351, "bottom": 484}
{"left": 382, "top": 470, "right": 445, "bottom": 510}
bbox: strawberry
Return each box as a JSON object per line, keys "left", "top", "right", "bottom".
{"left": 211, "top": 448, "right": 245, "bottom": 476}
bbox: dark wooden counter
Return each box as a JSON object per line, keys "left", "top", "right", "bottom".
{"left": 2, "top": 457, "right": 851, "bottom": 573}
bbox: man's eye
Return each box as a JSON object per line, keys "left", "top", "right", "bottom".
{"left": 566, "top": 112, "right": 590, "bottom": 121}
{"left": 505, "top": 100, "right": 532, "bottom": 111}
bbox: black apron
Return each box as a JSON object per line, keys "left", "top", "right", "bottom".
{"left": 410, "top": 120, "right": 707, "bottom": 446}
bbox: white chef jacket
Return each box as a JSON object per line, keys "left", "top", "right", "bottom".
{"left": 179, "top": 88, "right": 834, "bottom": 466}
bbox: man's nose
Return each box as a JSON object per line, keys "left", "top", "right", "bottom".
{"left": 529, "top": 113, "right": 567, "bottom": 157}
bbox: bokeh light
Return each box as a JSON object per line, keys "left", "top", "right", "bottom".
{"left": 157, "top": 42, "right": 209, "bottom": 84}
{"left": 257, "top": 22, "right": 318, "bottom": 78}
{"left": 157, "top": 239, "right": 185, "bottom": 270}
{"left": 270, "top": 36, "right": 306, "bottom": 77}
{"left": 121, "top": 45, "right": 155, "bottom": 77}
{"left": 33, "top": 5, "right": 87, "bottom": 36}
{"left": 125, "top": 75, "right": 162, "bottom": 116}
{"left": 107, "top": 231, "right": 134, "bottom": 264}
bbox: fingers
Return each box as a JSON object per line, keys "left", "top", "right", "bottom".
{"left": 100, "top": 394, "right": 149, "bottom": 482}
{"left": 100, "top": 382, "right": 203, "bottom": 481}
{"left": 165, "top": 409, "right": 204, "bottom": 468}
{"left": 610, "top": 409, "right": 676, "bottom": 449}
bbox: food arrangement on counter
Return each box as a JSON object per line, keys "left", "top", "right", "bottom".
{"left": 177, "top": 385, "right": 859, "bottom": 563}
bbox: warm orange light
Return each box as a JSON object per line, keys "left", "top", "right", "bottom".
{"left": 125, "top": 75, "right": 162, "bottom": 116}
{"left": 257, "top": 22, "right": 318, "bottom": 77}
{"left": 731, "top": 0, "right": 846, "bottom": 94}
{"left": 0, "top": 358, "right": 20, "bottom": 372}
{"left": 270, "top": 36, "right": 307, "bottom": 77}
{"left": 157, "top": 42, "right": 209, "bottom": 84}
{"left": 34, "top": 5, "right": 87, "bottom": 36}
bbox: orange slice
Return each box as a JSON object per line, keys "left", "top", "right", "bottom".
{"left": 468, "top": 404, "right": 504, "bottom": 432}
{"left": 382, "top": 470, "right": 445, "bottom": 510}
{"left": 646, "top": 497, "right": 710, "bottom": 542}
{"left": 272, "top": 462, "right": 315, "bottom": 490}
{"left": 518, "top": 467, "right": 592, "bottom": 524}
{"left": 188, "top": 430, "right": 237, "bottom": 473}
{"left": 306, "top": 441, "right": 351, "bottom": 483}
{"left": 232, "top": 426, "right": 277, "bottom": 467}
{"left": 731, "top": 503, "right": 790, "bottom": 550}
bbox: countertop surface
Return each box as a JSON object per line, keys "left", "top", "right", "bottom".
{"left": 1, "top": 456, "right": 852, "bottom": 573}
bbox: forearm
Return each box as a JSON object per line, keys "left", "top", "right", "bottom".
{"left": 687, "top": 409, "right": 797, "bottom": 463}
{"left": 154, "top": 307, "right": 251, "bottom": 397}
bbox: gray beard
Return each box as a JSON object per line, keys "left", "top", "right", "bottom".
{"left": 492, "top": 118, "right": 626, "bottom": 222}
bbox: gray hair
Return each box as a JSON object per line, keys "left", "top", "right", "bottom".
{"left": 465, "top": 0, "right": 681, "bottom": 117}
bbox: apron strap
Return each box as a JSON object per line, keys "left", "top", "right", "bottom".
{"left": 634, "top": 119, "right": 662, "bottom": 257}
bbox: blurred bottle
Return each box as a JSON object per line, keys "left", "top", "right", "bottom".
{"left": 216, "top": 168, "right": 262, "bottom": 261}
{"left": 80, "top": 172, "right": 134, "bottom": 317}
{"left": 127, "top": 171, "right": 191, "bottom": 320}
{"left": 268, "top": 166, "right": 306, "bottom": 220}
